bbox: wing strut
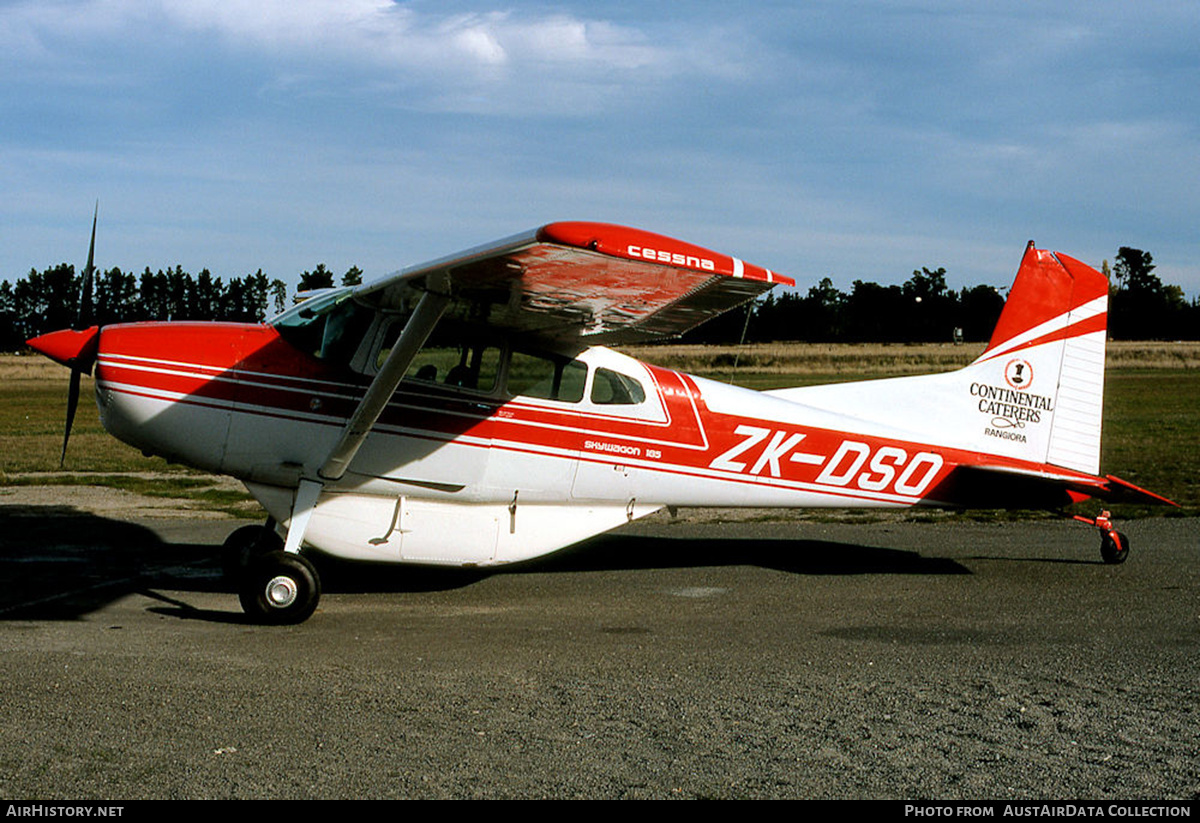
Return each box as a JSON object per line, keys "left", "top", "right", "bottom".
{"left": 319, "top": 278, "right": 451, "bottom": 481}
{"left": 281, "top": 277, "right": 451, "bottom": 555}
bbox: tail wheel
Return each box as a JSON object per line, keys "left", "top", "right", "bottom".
{"left": 1100, "top": 530, "right": 1130, "bottom": 565}
{"left": 239, "top": 551, "right": 321, "bottom": 624}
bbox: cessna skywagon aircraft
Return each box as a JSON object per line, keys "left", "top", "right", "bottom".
{"left": 28, "top": 221, "right": 1174, "bottom": 623}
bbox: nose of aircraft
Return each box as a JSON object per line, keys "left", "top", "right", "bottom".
{"left": 26, "top": 326, "right": 101, "bottom": 370}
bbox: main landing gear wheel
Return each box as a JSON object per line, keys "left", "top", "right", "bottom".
{"left": 221, "top": 523, "right": 284, "bottom": 579}
{"left": 1100, "top": 530, "right": 1130, "bottom": 565}
{"left": 238, "top": 550, "right": 321, "bottom": 624}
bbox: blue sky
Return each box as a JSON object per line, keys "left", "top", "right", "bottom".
{"left": 3, "top": 1, "right": 1197, "bottom": 298}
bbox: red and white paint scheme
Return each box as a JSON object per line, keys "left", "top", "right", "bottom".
{"left": 28, "top": 223, "right": 1174, "bottom": 623}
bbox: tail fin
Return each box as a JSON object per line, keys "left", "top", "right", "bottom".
{"left": 970, "top": 242, "right": 1110, "bottom": 474}
{"left": 767, "top": 243, "right": 1111, "bottom": 476}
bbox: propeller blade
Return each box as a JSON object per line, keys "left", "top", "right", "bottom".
{"left": 77, "top": 202, "right": 97, "bottom": 329}
{"left": 59, "top": 202, "right": 98, "bottom": 465}
{"left": 61, "top": 367, "right": 81, "bottom": 467}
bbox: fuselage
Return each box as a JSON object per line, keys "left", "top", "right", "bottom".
{"left": 73, "top": 298, "right": 1104, "bottom": 567}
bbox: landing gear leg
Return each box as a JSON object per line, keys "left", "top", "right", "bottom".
{"left": 1073, "top": 510, "right": 1130, "bottom": 565}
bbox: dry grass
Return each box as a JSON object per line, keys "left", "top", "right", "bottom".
{"left": 1105, "top": 341, "right": 1200, "bottom": 369}
{"left": 621, "top": 340, "right": 1200, "bottom": 377}
{"left": 0, "top": 353, "right": 72, "bottom": 380}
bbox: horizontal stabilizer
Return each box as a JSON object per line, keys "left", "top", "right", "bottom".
{"left": 1098, "top": 474, "right": 1180, "bottom": 507}
{"left": 934, "top": 464, "right": 1179, "bottom": 509}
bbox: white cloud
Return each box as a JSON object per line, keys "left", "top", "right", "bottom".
{"left": 443, "top": 15, "right": 510, "bottom": 66}
{"left": 1, "top": 0, "right": 689, "bottom": 114}
{"left": 1, "top": 1, "right": 667, "bottom": 74}
{"left": 4, "top": 1, "right": 1197, "bottom": 295}
{"left": 162, "top": 0, "right": 389, "bottom": 47}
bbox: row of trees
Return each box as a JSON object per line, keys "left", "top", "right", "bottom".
{"left": 2, "top": 248, "right": 1196, "bottom": 351}
{"left": 683, "top": 247, "right": 1199, "bottom": 345}
{"left": 1104, "top": 247, "right": 1195, "bottom": 340}
{"left": 0, "top": 263, "right": 363, "bottom": 351}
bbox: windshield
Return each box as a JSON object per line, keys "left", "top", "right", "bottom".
{"left": 272, "top": 290, "right": 374, "bottom": 366}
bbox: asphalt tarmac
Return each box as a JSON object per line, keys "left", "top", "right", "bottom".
{"left": 0, "top": 506, "right": 1197, "bottom": 800}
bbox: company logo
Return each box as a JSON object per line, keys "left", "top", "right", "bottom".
{"left": 626, "top": 245, "right": 716, "bottom": 271}
{"left": 1005, "top": 358, "right": 1033, "bottom": 389}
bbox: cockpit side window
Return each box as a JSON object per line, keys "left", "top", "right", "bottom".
{"left": 349, "top": 310, "right": 591, "bottom": 404}
{"left": 409, "top": 342, "right": 502, "bottom": 393}
{"left": 591, "top": 367, "right": 646, "bottom": 405}
{"left": 377, "top": 317, "right": 502, "bottom": 394}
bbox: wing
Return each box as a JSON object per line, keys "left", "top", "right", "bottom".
{"left": 353, "top": 222, "right": 793, "bottom": 344}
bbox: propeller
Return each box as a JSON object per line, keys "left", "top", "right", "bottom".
{"left": 60, "top": 203, "right": 99, "bottom": 466}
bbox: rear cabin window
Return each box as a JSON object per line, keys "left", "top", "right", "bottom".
{"left": 591, "top": 368, "right": 645, "bottom": 405}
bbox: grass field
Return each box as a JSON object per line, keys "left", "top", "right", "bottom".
{"left": 0, "top": 354, "right": 256, "bottom": 514}
{"left": 2, "top": 342, "right": 1196, "bottom": 516}
{"left": 621, "top": 340, "right": 1200, "bottom": 383}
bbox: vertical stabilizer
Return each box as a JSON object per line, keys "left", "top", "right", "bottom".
{"left": 970, "top": 244, "right": 1110, "bottom": 474}
{"left": 766, "top": 243, "right": 1112, "bottom": 476}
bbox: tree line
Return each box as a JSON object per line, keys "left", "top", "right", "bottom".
{"left": 682, "top": 246, "right": 1199, "bottom": 345}
{"left": 2, "top": 247, "right": 1195, "bottom": 352}
{"left": 0, "top": 262, "right": 362, "bottom": 351}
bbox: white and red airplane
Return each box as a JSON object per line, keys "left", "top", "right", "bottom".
{"left": 27, "top": 221, "right": 1175, "bottom": 623}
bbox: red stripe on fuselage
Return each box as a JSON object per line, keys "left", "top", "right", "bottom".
{"left": 94, "top": 321, "right": 1097, "bottom": 506}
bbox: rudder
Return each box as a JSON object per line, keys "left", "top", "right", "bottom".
{"left": 970, "top": 242, "right": 1110, "bottom": 475}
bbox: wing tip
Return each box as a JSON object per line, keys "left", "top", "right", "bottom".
{"left": 538, "top": 221, "right": 794, "bottom": 286}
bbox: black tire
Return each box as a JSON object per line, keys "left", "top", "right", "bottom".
{"left": 221, "top": 524, "right": 284, "bottom": 579}
{"left": 1100, "top": 530, "right": 1130, "bottom": 565}
{"left": 238, "top": 551, "right": 321, "bottom": 624}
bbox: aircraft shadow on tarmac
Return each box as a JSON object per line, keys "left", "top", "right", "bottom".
{"left": 0, "top": 506, "right": 222, "bottom": 622}
{"left": 0, "top": 506, "right": 969, "bottom": 623}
